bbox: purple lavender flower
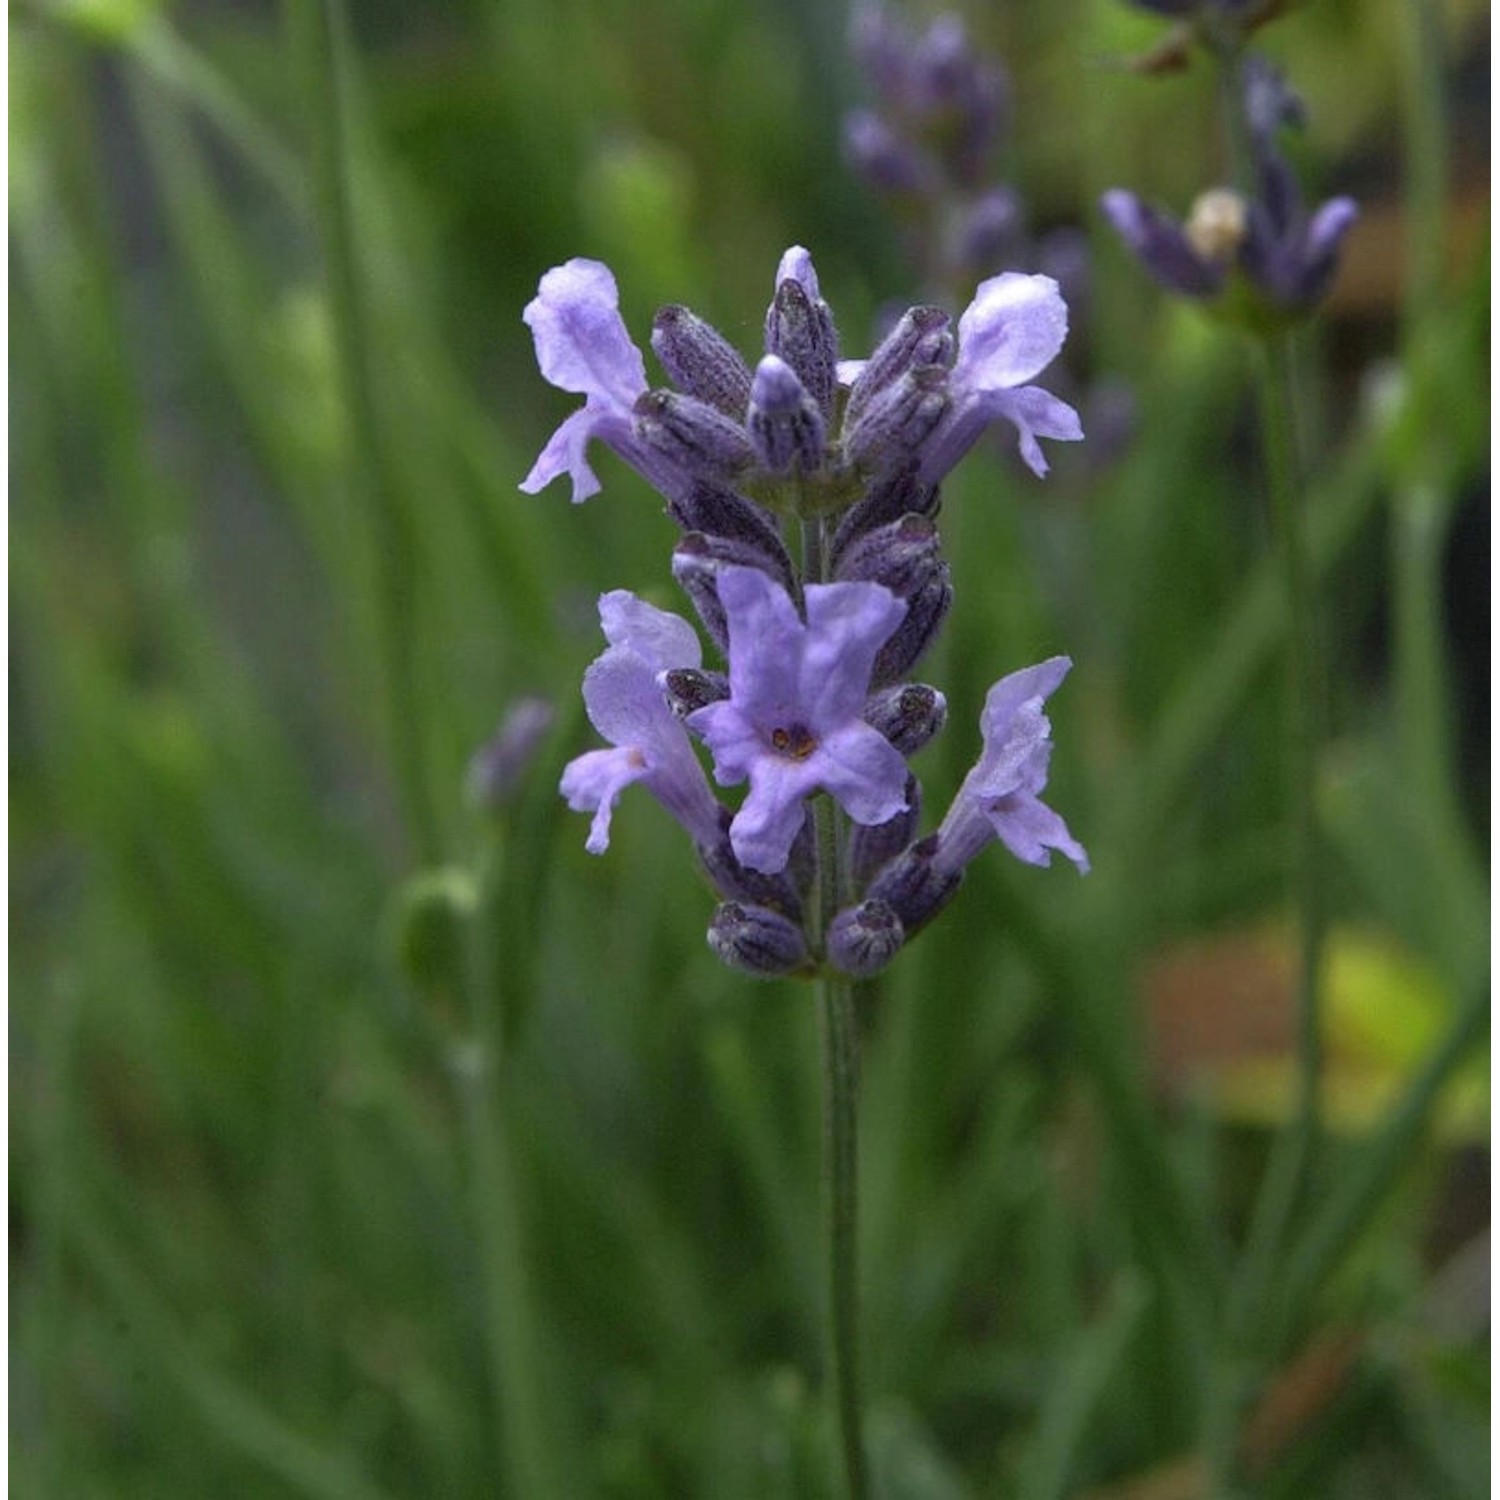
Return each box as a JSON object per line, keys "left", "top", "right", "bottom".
{"left": 560, "top": 591, "right": 721, "bottom": 853}
{"left": 686, "top": 567, "right": 911, "bottom": 874}
{"left": 527, "top": 249, "right": 1091, "bottom": 973}
{"left": 520, "top": 259, "right": 661, "bottom": 503}
{"left": 933, "top": 656, "right": 1089, "bottom": 876}
{"left": 838, "top": 272, "right": 1081, "bottom": 480}
{"left": 1100, "top": 60, "right": 1356, "bottom": 320}
{"left": 917, "top": 273, "right": 1083, "bottom": 480}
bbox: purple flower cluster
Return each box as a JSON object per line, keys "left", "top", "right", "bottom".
{"left": 845, "top": 9, "right": 1007, "bottom": 204}
{"left": 1102, "top": 57, "right": 1357, "bottom": 321}
{"left": 524, "top": 247, "right": 1087, "bottom": 979}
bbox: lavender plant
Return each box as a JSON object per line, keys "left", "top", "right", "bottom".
{"left": 1103, "top": 43, "right": 1362, "bottom": 1497}
{"left": 524, "top": 248, "right": 1086, "bottom": 975}
{"left": 521, "top": 245, "right": 1086, "bottom": 1491}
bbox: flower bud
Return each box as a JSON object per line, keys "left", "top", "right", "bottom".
{"left": 842, "top": 365, "right": 950, "bottom": 474}
{"left": 671, "top": 531, "right": 801, "bottom": 651}
{"left": 747, "top": 355, "right": 827, "bottom": 474}
{"left": 843, "top": 306, "right": 952, "bottom": 432}
{"left": 665, "top": 481, "right": 792, "bottom": 580}
{"left": 708, "top": 901, "right": 811, "bottom": 977}
{"left": 634, "top": 389, "right": 756, "bottom": 483}
{"left": 764, "top": 275, "right": 839, "bottom": 419}
{"left": 660, "top": 667, "right": 729, "bottom": 717}
{"left": 698, "top": 818, "right": 804, "bottom": 921}
{"left": 862, "top": 683, "right": 947, "bottom": 756}
{"left": 650, "top": 305, "right": 754, "bottom": 417}
{"left": 827, "top": 899, "right": 904, "bottom": 978}
{"left": 871, "top": 571, "right": 952, "bottom": 686}
{"left": 834, "top": 513, "right": 944, "bottom": 597}
{"left": 952, "top": 188, "right": 1025, "bottom": 276}
{"left": 389, "top": 867, "right": 478, "bottom": 1003}
{"left": 865, "top": 833, "right": 962, "bottom": 937}
{"left": 842, "top": 109, "right": 941, "bottom": 197}
{"left": 832, "top": 461, "right": 940, "bottom": 563}
{"left": 848, "top": 775, "right": 922, "bottom": 889}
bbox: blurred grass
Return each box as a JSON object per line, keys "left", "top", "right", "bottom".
{"left": 10, "top": 0, "right": 1489, "bottom": 1495}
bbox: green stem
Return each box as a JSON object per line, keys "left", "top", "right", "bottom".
{"left": 1257, "top": 329, "right": 1325, "bottom": 1215}
{"left": 797, "top": 510, "right": 866, "bottom": 1497}
{"left": 1213, "top": 43, "right": 1255, "bottom": 194}
{"left": 453, "top": 1042, "right": 563, "bottom": 1498}
{"left": 1207, "top": 330, "right": 1328, "bottom": 1498}
{"left": 819, "top": 969, "right": 868, "bottom": 1500}
{"left": 1392, "top": 0, "right": 1470, "bottom": 877}
{"left": 287, "top": 0, "right": 440, "bottom": 865}
{"left": 445, "top": 822, "right": 566, "bottom": 1497}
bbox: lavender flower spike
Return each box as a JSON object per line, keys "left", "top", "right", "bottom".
{"left": 560, "top": 591, "right": 722, "bottom": 852}
{"left": 934, "top": 656, "right": 1089, "bottom": 876}
{"left": 520, "top": 259, "right": 651, "bottom": 503}
{"left": 919, "top": 273, "right": 1083, "bottom": 481}
{"left": 686, "top": 567, "right": 911, "bottom": 874}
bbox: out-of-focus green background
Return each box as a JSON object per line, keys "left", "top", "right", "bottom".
{"left": 10, "top": 0, "right": 1490, "bottom": 1495}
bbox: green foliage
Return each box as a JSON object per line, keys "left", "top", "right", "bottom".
{"left": 10, "top": 0, "right": 1488, "bottom": 1495}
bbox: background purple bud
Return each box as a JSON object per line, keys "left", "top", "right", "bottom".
{"left": 466, "top": 697, "right": 555, "bottom": 810}
{"left": 952, "top": 188, "right": 1026, "bottom": 275}
{"left": 849, "top": 6, "right": 912, "bottom": 107}
{"left": 1100, "top": 189, "right": 1225, "bottom": 298}
{"left": 842, "top": 110, "right": 942, "bottom": 197}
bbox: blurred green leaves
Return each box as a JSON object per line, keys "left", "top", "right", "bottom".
{"left": 10, "top": 0, "right": 1488, "bottom": 1495}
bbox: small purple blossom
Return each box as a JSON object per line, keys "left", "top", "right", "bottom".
{"left": 837, "top": 272, "right": 1082, "bottom": 479}
{"left": 934, "top": 656, "right": 1089, "bottom": 876}
{"left": 919, "top": 273, "right": 1084, "bottom": 480}
{"left": 686, "top": 567, "right": 911, "bottom": 874}
{"left": 560, "top": 592, "right": 721, "bottom": 853}
{"left": 468, "top": 697, "right": 555, "bottom": 809}
{"left": 520, "top": 259, "right": 659, "bottom": 503}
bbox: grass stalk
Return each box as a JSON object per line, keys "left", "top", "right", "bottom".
{"left": 286, "top": 0, "right": 440, "bottom": 865}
